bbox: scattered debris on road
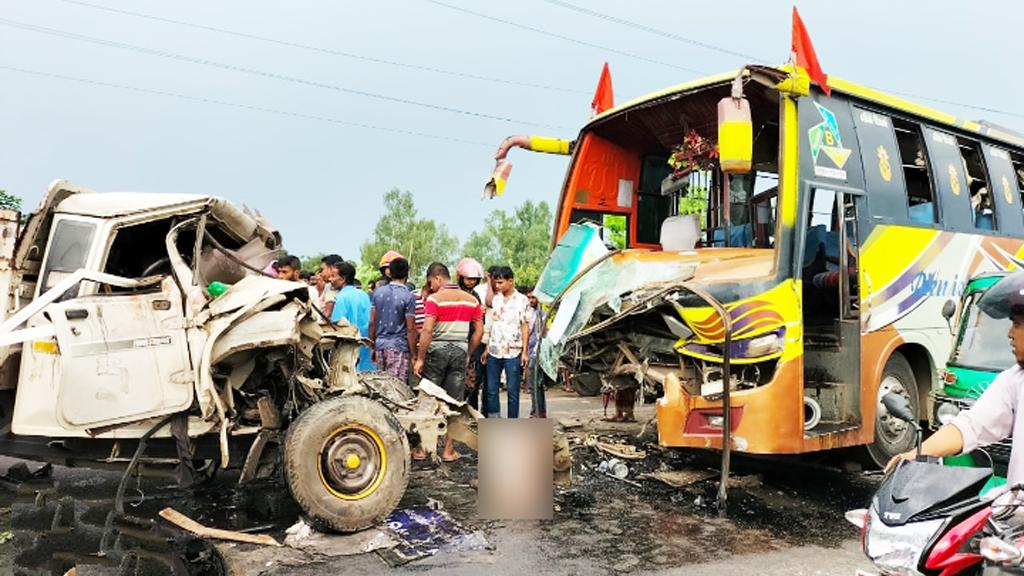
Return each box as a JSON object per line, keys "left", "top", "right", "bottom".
{"left": 159, "top": 507, "right": 281, "bottom": 547}
{"left": 283, "top": 518, "right": 397, "bottom": 556}
{"left": 639, "top": 470, "right": 719, "bottom": 488}
{"left": 594, "top": 440, "right": 647, "bottom": 460}
{"left": 381, "top": 505, "right": 491, "bottom": 566}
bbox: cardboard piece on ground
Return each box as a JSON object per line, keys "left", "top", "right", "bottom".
{"left": 640, "top": 470, "right": 718, "bottom": 488}
{"left": 159, "top": 507, "right": 281, "bottom": 547}
{"left": 595, "top": 441, "right": 647, "bottom": 460}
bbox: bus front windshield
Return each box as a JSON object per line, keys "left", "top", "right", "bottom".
{"left": 577, "top": 81, "right": 781, "bottom": 250}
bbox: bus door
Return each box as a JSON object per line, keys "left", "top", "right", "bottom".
{"left": 800, "top": 185, "right": 863, "bottom": 436}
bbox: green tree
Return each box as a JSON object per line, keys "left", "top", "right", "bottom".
{"left": 300, "top": 253, "right": 327, "bottom": 274}
{"left": 359, "top": 189, "right": 458, "bottom": 285}
{"left": 462, "top": 200, "right": 553, "bottom": 286}
{"left": 0, "top": 190, "right": 22, "bottom": 211}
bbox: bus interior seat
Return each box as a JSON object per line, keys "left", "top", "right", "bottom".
{"left": 909, "top": 202, "right": 934, "bottom": 224}
{"left": 710, "top": 224, "right": 753, "bottom": 248}
{"left": 660, "top": 215, "right": 700, "bottom": 251}
{"left": 976, "top": 212, "right": 994, "bottom": 230}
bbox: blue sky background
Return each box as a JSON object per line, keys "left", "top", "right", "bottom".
{"left": 2, "top": 0, "right": 1021, "bottom": 258}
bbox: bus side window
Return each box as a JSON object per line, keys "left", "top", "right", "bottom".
{"left": 1011, "top": 151, "right": 1024, "bottom": 217}
{"left": 892, "top": 118, "right": 937, "bottom": 224}
{"left": 956, "top": 138, "right": 995, "bottom": 231}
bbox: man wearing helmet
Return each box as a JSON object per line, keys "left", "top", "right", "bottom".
{"left": 378, "top": 250, "right": 404, "bottom": 283}
{"left": 887, "top": 272, "right": 1024, "bottom": 486}
{"left": 456, "top": 258, "right": 486, "bottom": 410}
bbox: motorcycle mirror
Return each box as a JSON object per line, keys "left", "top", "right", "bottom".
{"left": 881, "top": 393, "right": 916, "bottom": 424}
{"left": 941, "top": 299, "right": 956, "bottom": 321}
{"left": 941, "top": 299, "right": 956, "bottom": 334}
{"left": 980, "top": 536, "right": 1022, "bottom": 563}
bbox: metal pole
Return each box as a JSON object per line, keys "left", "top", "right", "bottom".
{"left": 722, "top": 172, "right": 731, "bottom": 248}
{"left": 680, "top": 282, "right": 733, "bottom": 516}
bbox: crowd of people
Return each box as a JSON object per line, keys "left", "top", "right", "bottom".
{"left": 270, "top": 251, "right": 548, "bottom": 459}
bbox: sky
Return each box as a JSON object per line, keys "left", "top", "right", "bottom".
{"left": 2, "top": 0, "right": 1022, "bottom": 260}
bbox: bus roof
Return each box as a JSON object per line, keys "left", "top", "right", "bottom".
{"left": 587, "top": 67, "right": 1024, "bottom": 150}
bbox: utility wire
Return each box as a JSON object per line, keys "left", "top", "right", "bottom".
{"left": 424, "top": 0, "right": 705, "bottom": 75}
{"left": 0, "top": 65, "right": 494, "bottom": 147}
{"left": 0, "top": 18, "right": 569, "bottom": 130}
{"left": 54, "top": 0, "right": 588, "bottom": 95}
{"left": 540, "top": 0, "right": 768, "bottom": 64}
{"left": 536, "top": 0, "right": 1023, "bottom": 123}
{"left": 886, "top": 90, "right": 1024, "bottom": 121}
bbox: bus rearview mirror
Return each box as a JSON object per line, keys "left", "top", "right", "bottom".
{"left": 717, "top": 97, "right": 753, "bottom": 174}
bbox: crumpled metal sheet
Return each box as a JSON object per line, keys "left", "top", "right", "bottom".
{"left": 539, "top": 255, "right": 697, "bottom": 379}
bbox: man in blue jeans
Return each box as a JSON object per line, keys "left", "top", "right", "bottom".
{"left": 483, "top": 266, "right": 530, "bottom": 418}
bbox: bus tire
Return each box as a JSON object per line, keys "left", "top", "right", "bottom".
{"left": 865, "top": 351, "right": 920, "bottom": 468}
{"left": 284, "top": 395, "right": 409, "bottom": 533}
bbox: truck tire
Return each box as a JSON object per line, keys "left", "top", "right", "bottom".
{"left": 866, "top": 352, "right": 920, "bottom": 468}
{"left": 283, "top": 395, "right": 409, "bottom": 533}
{"left": 571, "top": 372, "right": 603, "bottom": 397}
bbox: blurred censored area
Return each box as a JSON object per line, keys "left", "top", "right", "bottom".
{"left": 478, "top": 419, "right": 553, "bottom": 519}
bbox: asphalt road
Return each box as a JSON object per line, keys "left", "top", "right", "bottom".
{"left": 0, "top": 389, "right": 879, "bottom": 575}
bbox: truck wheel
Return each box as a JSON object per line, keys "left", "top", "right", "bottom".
{"left": 283, "top": 395, "right": 409, "bottom": 533}
{"left": 866, "top": 352, "right": 920, "bottom": 468}
{"left": 571, "top": 372, "right": 603, "bottom": 397}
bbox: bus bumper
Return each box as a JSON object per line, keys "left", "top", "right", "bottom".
{"left": 655, "top": 360, "right": 806, "bottom": 453}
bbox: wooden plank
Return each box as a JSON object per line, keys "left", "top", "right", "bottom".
{"left": 159, "top": 507, "right": 281, "bottom": 547}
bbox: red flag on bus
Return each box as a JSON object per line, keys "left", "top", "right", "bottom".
{"left": 791, "top": 7, "right": 830, "bottom": 96}
{"left": 591, "top": 62, "right": 614, "bottom": 115}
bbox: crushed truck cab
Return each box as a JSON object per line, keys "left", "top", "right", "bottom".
{"left": 0, "top": 180, "right": 478, "bottom": 533}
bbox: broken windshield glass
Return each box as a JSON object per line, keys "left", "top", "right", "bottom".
{"left": 539, "top": 255, "right": 697, "bottom": 379}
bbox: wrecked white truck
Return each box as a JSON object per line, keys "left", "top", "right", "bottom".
{"left": 0, "top": 180, "right": 476, "bottom": 532}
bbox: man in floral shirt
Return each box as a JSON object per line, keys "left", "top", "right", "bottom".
{"left": 483, "top": 266, "right": 531, "bottom": 418}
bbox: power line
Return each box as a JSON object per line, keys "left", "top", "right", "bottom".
{"left": 522, "top": 2, "right": 1024, "bottom": 124}
{"left": 424, "top": 0, "right": 705, "bottom": 75}
{"left": 54, "top": 0, "right": 588, "bottom": 95}
{"left": 0, "top": 64, "right": 494, "bottom": 147}
{"left": 540, "top": 0, "right": 768, "bottom": 64}
{"left": 886, "top": 90, "right": 1024, "bottom": 121}
{"left": 0, "top": 18, "right": 569, "bottom": 130}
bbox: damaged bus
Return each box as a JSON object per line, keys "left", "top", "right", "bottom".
{"left": 495, "top": 65, "right": 1024, "bottom": 466}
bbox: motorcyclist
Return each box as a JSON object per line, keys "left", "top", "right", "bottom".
{"left": 887, "top": 271, "right": 1024, "bottom": 487}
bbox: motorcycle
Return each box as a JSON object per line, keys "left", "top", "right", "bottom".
{"left": 848, "top": 393, "right": 1003, "bottom": 575}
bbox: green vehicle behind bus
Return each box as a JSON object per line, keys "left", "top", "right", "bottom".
{"left": 932, "top": 271, "right": 1013, "bottom": 485}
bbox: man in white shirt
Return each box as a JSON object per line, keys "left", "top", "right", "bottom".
{"left": 482, "top": 266, "right": 530, "bottom": 418}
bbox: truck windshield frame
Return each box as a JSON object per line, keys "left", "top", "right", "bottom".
{"left": 40, "top": 218, "right": 97, "bottom": 295}
{"left": 951, "top": 292, "right": 1015, "bottom": 373}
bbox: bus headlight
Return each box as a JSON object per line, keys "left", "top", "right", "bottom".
{"left": 936, "top": 402, "right": 960, "bottom": 425}
{"left": 747, "top": 332, "right": 783, "bottom": 357}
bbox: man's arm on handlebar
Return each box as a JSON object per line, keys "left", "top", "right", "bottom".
{"left": 885, "top": 424, "right": 965, "bottom": 472}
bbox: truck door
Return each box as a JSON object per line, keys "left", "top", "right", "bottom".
{"left": 49, "top": 279, "right": 192, "bottom": 429}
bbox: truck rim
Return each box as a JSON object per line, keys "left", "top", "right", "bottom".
{"left": 318, "top": 424, "right": 386, "bottom": 501}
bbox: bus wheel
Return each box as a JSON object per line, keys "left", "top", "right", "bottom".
{"left": 866, "top": 352, "right": 920, "bottom": 468}
{"left": 283, "top": 395, "right": 410, "bottom": 533}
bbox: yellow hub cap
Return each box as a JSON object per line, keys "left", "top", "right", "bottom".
{"left": 344, "top": 453, "right": 361, "bottom": 469}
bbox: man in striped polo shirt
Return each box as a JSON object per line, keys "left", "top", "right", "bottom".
{"left": 413, "top": 262, "right": 483, "bottom": 461}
